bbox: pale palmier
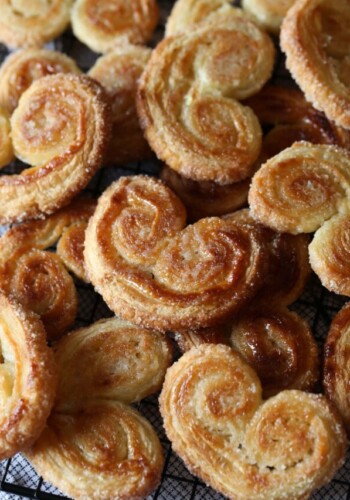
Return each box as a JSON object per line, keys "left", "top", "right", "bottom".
{"left": 0, "top": 198, "right": 95, "bottom": 340}
{"left": 137, "top": 17, "right": 275, "bottom": 185}
{"left": 160, "top": 345, "right": 347, "bottom": 500}
{"left": 0, "top": 0, "right": 73, "bottom": 49}
{"left": 84, "top": 176, "right": 269, "bottom": 331}
{"left": 0, "top": 106, "right": 13, "bottom": 168}
{"left": 324, "top": 302, "right": 350, "bottom": 434}
{"left": 71, "top": 0, "right": 159, "bottom": 54}
{"left": 89, "top": 45, "right": 153, "bottom": 166}
{"left": 0, "top": 74, "right": 109, "bottom": 224}
{"left": 242, "top": 0, "right": 295, "bottom": 34}
{"left": 0, "top": 49, "right": 81, "bottom": 115}
{"left": 281, "top": 0, "right": 350, "bottom": 130}
{"left": 0, "top": 293, "right": 56, "bottom": 460}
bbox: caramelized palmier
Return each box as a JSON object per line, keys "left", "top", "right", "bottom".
{"left": 0, "top": 106, "right": 13, "bottom": 168}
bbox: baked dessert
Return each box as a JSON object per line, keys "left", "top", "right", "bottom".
{"left": 160, "top": 344, "right": 347, "bottom": 499}
{"left": 71, "top": 0, "right": 159, "bottom": 53}
{"left": 0, "top": 106, "right": 13, "bottom": 168}
{"left": 0, "top": 49, "right": 81, "bottom": 115}
{"left": 281, "top": 0, "right": 350, "bottom": 130}
{"left": 89, "top": 45, "right": 153, "bottom": 165}
{"left": 0, "top": 293, "right": 56, "bottom": 460}
{"left": 242, "top": 0, "right": 295, "bottom": 34}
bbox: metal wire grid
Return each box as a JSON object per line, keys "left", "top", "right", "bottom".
{"left": 0, "top": 1, "right": 349, "bottom": 498}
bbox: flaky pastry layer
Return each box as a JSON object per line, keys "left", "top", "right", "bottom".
{"left": 242, "top": 0, "right": 295, "bottom": 34}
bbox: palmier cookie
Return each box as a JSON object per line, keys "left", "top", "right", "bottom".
{"left": 0, "top": 49, "right": 81, "bottom": 115}
{"left": 281, "top": 0, "right": 350, "bottom": 130}
{"left": 137, "top": 17, "right": 275, "bottom": 185}
{"left": 242, "top": 0, "right": 296, "bottom": 34}
{"left": 1, "top": 74, "right": 109, "bottom": 224}
{"left": 0, "top": 293, "right": 56, "bottom": 460}
{"left": 0, "top": 198, "right": 96, "bottom": 341}
{"left": 160, "top": 345, "right": 347, "bottom": 500}
{"left": 27, "top": 317, "right": 171, "bottom": 499}
{"left": 84, "top": 176, "right": 269, "bottom": 332}
{"left": 71, "top": 0, "right": 159, "bottom": 54}
{"left": 89, "top": 45, "right": 153, "bottom": 166}
{"left": 0, "top": 106, "right": 13, "bottom": 168}
{"left": 0, "top": 0, "right": 73, "bottom": 49}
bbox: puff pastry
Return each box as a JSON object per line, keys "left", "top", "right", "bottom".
{"left": 0, "top": 106, "right": 13, "bottom": 168}
{"left": 0, "top": 293, "right": 56, "bottom": 460}
{"left": 71, "top": 0, "right": 159, "bottom": 54}
{"left": 137, "top": 17, "right": 275, "bottom": 185}
{"left": 84, "top": 176, "right": 269, "bottom": 331}
{"left": 1, "top": 74, "right": 109, "bottom": 224}
{"left": 0, "top": 49, "right": 81, "bottom": 115}
{"left": 160, "top": 345, "right": 347, "bottom": 500}
{"left": 0, "top": 0, "right": 73, "bottom": 49}
{"left": 89, "top": 45, "right": 153, "bottom": 166}
{"left": 281, "top": 0, "right": 350, "bottom": 130}
{"left": 242, "top": 0, "right": 295, "bottom": 34}
{"left": 324, "top": 302, "right": 350, "bottom": 434}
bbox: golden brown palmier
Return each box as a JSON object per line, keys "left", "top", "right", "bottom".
{"left": 137, "top": 17, "right": 275, "bottom": 185}
{"left": 242, "top": 0, "right": 295, "bottom": 34}
{"left": 281, "top": 0, "right": 350, "bottom": 130}
{"left": 1, "top": 74, "right": 109, "bottom": 224}
{"left": 324, "top": 302, "right": 350, "bottom": 434}
{"left": 0, "top": 293, "right": 56, "bottom": 460}
{"left": 0, "top": 0, "right": 73, "bottom": 49}
{"left": 0, "top": 198, "right": 95, "bottom": 340}
{"left": 0, "top": 49, "right": 81, "bottom": 115}
{"left": 85, "top": 176, "right": 269, "bottom": 332}
{"left": 71, "top": 0, "right": 159, "bottom": 54}
{"left": 160, "top": 345, "right": 347, "bottom": 500}
{"left": 89, "top": 45, "right": 153, "bottom": 166}
{"left": 0, "top": 106, "right": 13, "bottom": 168}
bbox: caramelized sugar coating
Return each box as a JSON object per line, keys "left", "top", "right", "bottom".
{"left": 84, "top": 176, "right": 269, "bottom": 331}
{"left": 0, "top": 74, "right": 109, "bottom": 224}
{"left": 242, "top": 0, "right": 296, "bottom": 34}
{"left": 0, "top": 106, "right": 13, "bottom": 168}
{"left": 27, "top": 317, "right": 171, "bottom": 499}
{"left": 281, "top": 0, "right": 350, "bottom": 130}
{"left": 0, "top": 198, "right": 96, "bottom": 340}
{"left": 71, "top": 0, "right": 159, "bottom": 54}
{"left": 89, "top": 45, "right": 153, "bottom": 166}
{"left": 160, "top": 345, "right": 347, "bottom": 500}
{"left": 137, "top": 17, "right": 275, "bottom": 185}
{"left": 0, "top": 0, "right": 73, "bottom": 49}
{"left": 0, "top": 49, "right": 81, "bottom": 115}
{"left": 0, "top": 294, "right": 56, "bottom": 460}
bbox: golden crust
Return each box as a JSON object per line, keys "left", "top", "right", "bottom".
{"left": 242, "top": 0, "right": 295, "bottom": 34}
{"left": 0, "top": 106, "right": 13, "bottom": 168}
{"left": 137, "top": 17, "right": 275, "bottom": 185}
{"left": 89, "top": 45, "right": 153, "bottom": 166}
{"left": 0, "top": 293, "right": 56, "bottom": 460}
{"left": 281, "top": 0, "right": 350, "bottom": 130}
{"left": 0, "top": 0, "right": 73, "bottom": 49}
{"left": 0, "top": 49, "right": 81, "bottom": 115}
{"left": 71, "top": 0, "right": 159, "bottom": 54}
{"left": 160, "top": 344, "right": 347, "bottom": 500}
{"left": 0, "top": 74, "right": 110, "bottom": 224}
{"left": 84, "top": 176, "right": 269, "bottom": 331}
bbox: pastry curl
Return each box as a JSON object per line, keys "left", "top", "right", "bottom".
{"left": 242, "top": 0, "right": 295, "bottom": 34}
{"left": 71, "top": 0, "right": 159, "bottom": 54}
{"left": 89, "top": 45, "right": 152, "bottom": 166}
{"left": 84, "top": 176, "right": 269, "bottom": 331}
{"left": 281, "top": 0, "right": 350, "bottom": 130}
{"left": 1, "top": 74, "right": 109, "bottom": 224}
{"left": 0, "top": 106, "right": 13, "bottom": 168}
{"left": 137, "top": 17, "right": 275, "bottom": 185}
{"left": 0, "top": 293, "right": 56, "bottom": 460}
{"left": 160, "top": 345, "right": 347, "bottom": 500}
{"left": 0, "top": 49, "right": 81, "bottom": 115}
{"left": 0, "top": 0, "right": 73, "bottom": 49}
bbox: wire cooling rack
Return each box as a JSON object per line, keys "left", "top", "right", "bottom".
{"left": 1, "top": 1, "right": 350, "bottom": 499}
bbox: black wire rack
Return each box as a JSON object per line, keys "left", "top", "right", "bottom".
{"left": 0, "top": 1, "right": 350, "bottom": 498}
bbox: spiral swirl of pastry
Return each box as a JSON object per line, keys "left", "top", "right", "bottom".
{"left": 281, "top": 0, "right": 350, "bottom": 130}
{"left": 71, "top": 0, "right": 159, "bottom": 54}
{"left": 85, "top": 176, "right": 269, "bottom": 331}
{"left": 0, "top": 74, "right": 109, "bottom": 224}
{"left": 137, "top": 17, "right": 275, "bottom": 185}
{"left": 0, "top": 293, "right": 56, "bottom": 460}
{"left": 249, "top": 142, "right": 350, "bottom": 234}
{"left": 89, "top": 45, "right": 152, "bottom": 166}
{"left": 242, "top": 0, "right": 295, "bottom": 34}
{"left": 0, "top": 106, "right": 13, "bottom": 169}
{"left": 160, "top": 344, "right": 347, "bottom": 500}
{"left": 0, "top": 0, "right": 73, "bottom": 49}
{"left": 0, "top": 49, "right": 81, "bottom": 115}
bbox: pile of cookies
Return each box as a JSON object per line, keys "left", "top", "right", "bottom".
{"left": 0, "top": 0, "right": 349, "bottom": 499}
